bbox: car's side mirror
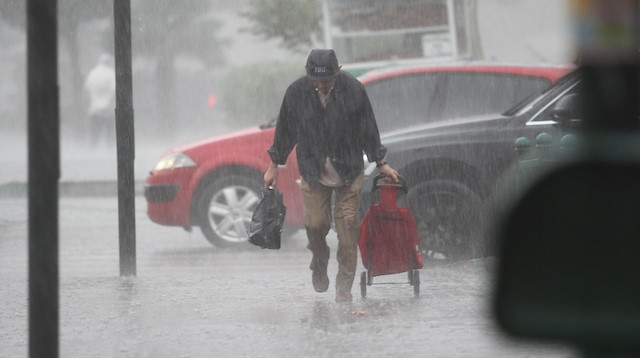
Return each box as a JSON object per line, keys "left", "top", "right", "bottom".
{"left": 551, "top": 93, "right": 583, "bottom": 132}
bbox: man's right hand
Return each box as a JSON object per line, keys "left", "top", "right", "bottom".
{"left": 263, "top": 162, "right": 279, "bottom": 189}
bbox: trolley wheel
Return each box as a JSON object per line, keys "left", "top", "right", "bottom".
{"left": 412, "top": 270, "right": 420, "bottom": 296}
{"left": 360, "top": 271, "right": 367, "bottom": 298}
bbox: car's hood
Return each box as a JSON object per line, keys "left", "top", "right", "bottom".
{"left": 169, "top": 126, "right": 271, "bottom": 153}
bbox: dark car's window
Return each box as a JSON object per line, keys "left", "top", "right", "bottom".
{"left": 365, "top": 73, "right": 443, "bottom": 132}
{"left": 529, "top": 80, "right": 582, "bottom": 124}
{"left": 365, "top": 71, "right": 553, "bottom": 132}
{"left": 506, "top": 71, "right": 579, "bottom": 117}
{"left": 438, "top": 73, "right": 551, "bottom": 119}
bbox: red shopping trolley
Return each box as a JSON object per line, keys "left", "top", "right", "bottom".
{"left": 358, "top": 174, "right": 423, "bottom": 297}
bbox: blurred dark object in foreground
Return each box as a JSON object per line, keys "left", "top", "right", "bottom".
{"left": 493, "top": 1, "right": 640, "bottom": 356}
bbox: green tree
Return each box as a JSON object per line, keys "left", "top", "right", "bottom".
{"left": 240, "top": 0, "right": 323, "bottom": 53}
{"left": 218, "top": 60, "right": 303, "bottom": 126}
{"left": 0, "top": 2, "right": 25, "bottom": 28}
{"left": 0, "top": 0, "right": 112, "bottom": 132}
{"left": 131, "top": 0, "right": 227, "bottom": 134}
{"left": 1, "top": 1, "right": 228, "bottom": 135}
{"left": 62, "top": 0, "right": 113, "bottom": 132}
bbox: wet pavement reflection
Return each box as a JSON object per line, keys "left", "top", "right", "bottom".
{"left": 0, "top": 197, "right": 578, "bottom": 357}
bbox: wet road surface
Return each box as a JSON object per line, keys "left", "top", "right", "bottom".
{"left": 1, "top": 197, "right": 578, "bottom": 357}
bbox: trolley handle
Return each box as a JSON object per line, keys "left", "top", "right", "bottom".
{"left": 372, "top": 173, "right": 408, "bottom": 193}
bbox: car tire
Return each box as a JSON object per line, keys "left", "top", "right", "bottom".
{"left": 197, "top": 169, "right": 263, "bottom": 249}
{"left": 406, "top": 179, "right": 485, "bottom": 261}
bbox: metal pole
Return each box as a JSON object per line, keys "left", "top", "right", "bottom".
{"left": 446, "top": 0, "right": 459, "bottom": 59}
{"left": 113, "top": 0, "right": 137, "bottom": 276}
{"left": 27, "top": 0, "right": 59, "bottom": 356}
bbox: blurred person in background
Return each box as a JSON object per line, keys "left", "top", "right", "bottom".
{"left": 264, "top": 49, "right": 398, "bottom": 303}
{"left": 84, "top": 53, "right": 116, "bottom": 147}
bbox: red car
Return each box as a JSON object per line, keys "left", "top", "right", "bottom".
{"left": 144, "top": 62, "right": 571, "bottom": 248}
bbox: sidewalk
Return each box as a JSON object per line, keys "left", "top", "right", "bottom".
{"left": 1, "top": 131, "right": 200, "bottom": 198}
{"left": 1, "top": 195, "right": 574, "bottom": 358}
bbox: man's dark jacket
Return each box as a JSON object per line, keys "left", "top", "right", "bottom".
{"left": 268, "top": 71, "right": 387, "bottom": 186}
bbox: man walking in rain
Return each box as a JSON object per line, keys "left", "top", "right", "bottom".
{"left": 84, "top": 53, "right": 116, "bottom": 147}
{"left": 264, "top": 49, "right": 398, "bottom": 302}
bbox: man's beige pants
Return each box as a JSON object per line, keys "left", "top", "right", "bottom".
{"left": 300, "top": 172, "right": 364, "bottom": 295}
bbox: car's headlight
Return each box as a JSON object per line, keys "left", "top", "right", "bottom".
{"left": 153, "top": 152, "right": 197, "bottom": 171}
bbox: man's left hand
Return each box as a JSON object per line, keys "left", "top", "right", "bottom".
{"left": 378, "top": 164, "right": 399, "bottom": 183}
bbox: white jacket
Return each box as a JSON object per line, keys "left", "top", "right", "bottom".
{"left": 84, "top": 60, "right": 116, "bottom": 116}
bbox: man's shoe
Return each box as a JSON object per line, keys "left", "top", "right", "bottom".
{"left": 426, "top": 250, "right": 447, "bottom": 260}
{"left": 335, "top": 291, "right": 352, "bottom": 303}
{"left": 312, "top": 269, "right": 329, "bottom": 293}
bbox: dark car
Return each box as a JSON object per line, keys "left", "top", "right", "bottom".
{"left": 363, "top": 70, "right": 582, "bottom": 260}
{"left": 145, "top": 63, "right": 571, "bottom": 248}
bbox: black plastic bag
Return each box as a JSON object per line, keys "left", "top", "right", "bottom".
{"left": 249, "top": 188, "right": 286, "bottom": 249}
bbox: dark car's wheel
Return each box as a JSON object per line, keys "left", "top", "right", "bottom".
{"left": 406, "top": 179, "right": 485, "bottom": 261}
{"left": 197, "top": 170, "right": 263, "bottom": 248}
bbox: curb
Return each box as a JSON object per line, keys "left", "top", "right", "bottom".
{"left": 0, "top": 181, "right": 145, "bottom": 199}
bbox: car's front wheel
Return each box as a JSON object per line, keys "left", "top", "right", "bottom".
{"left": 196, "top": 170, "right": 263, "bottom": 248}
{"left": 406, "top": 179, "right": 485, "bottom": 261}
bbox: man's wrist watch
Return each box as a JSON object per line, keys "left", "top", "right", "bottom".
{"left": 376, "top": 160, "right": 387, "bottom": 168}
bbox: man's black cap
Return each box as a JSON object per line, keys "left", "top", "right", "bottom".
{"left": 306, "top": 49, "right": 339, "bottom": 81}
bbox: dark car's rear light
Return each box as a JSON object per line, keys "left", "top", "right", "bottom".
{"left": 144, "top": 184, "right": 179, "bottom": 203}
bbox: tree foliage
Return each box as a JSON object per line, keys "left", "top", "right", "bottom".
{"left": 240, "top": 0, "right": 323, "bottom": 53}
{"left": 0, "top": 0, "right": 227, "bottom": 67}
{"left": 131, "top": 0, "right": 226, "bottom": 67}
{"left": 0, "top": 2, "right": 25, "bottom": 29}
{"left": 219, "top": 61, "right": 303, "bottom": 126}
{"left": 129, "top": 0, "right": 228, "bottom": 133}
{"left": 1, "top": 0, "right": 228, "bottom": 134}
{"left": 0, "top": 0, "right": 110, "bottom": 33}
{"left": 0, "top": 0, "right": 113, "bottom": 131}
